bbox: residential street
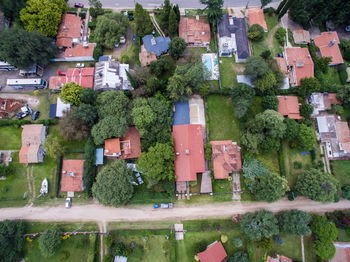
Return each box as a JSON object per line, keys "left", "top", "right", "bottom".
{"left": 1, "top": 198, "right": 349, "bottom": 223}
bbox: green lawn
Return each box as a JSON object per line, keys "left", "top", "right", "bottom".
{"left": 212, "top": 179, "right": 232, "bottom": 202}
{"left": 337, "top": 228, "right": 350, "bottom": 242}
{"left": 26, "top": 221, "right": 98, "bottom": 233}
{"left": 256, "top": 151, "right": 280, "bottom": 175}
{"left": 247, "top": 96, "right": 264, "bottom": 119}
{"left": 320, "top": 67, "right": 342, "bottom": 86}
{"left": 219, "top": 56, "right": 237, "bottom": 88}
{"left": 206, "top": 95, "right": 240, "bottom": 142}
{"left": 331, "top": 160, "right": 350, "bottom": 186}
{"left": 0, "top": 126, "right": 22, "bottom": 150}
{"left": 130, "top": 182, "right": 172, "bottom": 205}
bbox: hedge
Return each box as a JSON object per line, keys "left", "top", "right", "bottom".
{"left": 55, "top": 156, "right": 63, "bottom": 197}
{"left": 0, "top": 119, "right": 58, "bottom": 127}
{"left": 278, "top": 143, "right": 286, "bottom": 177}
{"left": 339, "top": 64, "right": 348, "bottom": 85}
{"left": 83, "top": 137, "right": 96, "bottom": 197}
{"left": 87, "top": 234, "right": 97, "bottom": 262}
{"left": 134, "top": 36, "right": 141, "bottom": 66}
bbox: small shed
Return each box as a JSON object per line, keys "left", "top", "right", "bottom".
{"left": 95, "top": 148, "right": 104, "bottom": 166}
{"left": 114, "top": 256, "right": 128, "bottom": 262}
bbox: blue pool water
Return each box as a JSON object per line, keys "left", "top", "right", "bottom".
{"left": 204, "top": 56, "right": 212, "bottom": 72}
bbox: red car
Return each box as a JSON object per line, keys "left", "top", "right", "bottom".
{"left": 74, "top": 3, "right": 84, "bottom": 8}
{"left": 58, "top": 71, "right": 66, "bottom": 76}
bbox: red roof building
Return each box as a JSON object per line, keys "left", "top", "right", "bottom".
{"left": 19, "top": 124, "right": 47, "bottom": 164}
{"left": 330, "top": 243, "right": 350, "bottom": 262}
{"left": 60, "top": 159, "right": 84, "bottom": 192}
{"left": 179, "top": 17, "right": 211, "bottom": 46}
{"left": 56, "top": 14, "right": 83, "bottom": 48}
{"left": 104, "top": 127, "right": 141, "bottom": 159}
{"left": 64, "top": 43, "right": 96, "bottom": 59}
{"left": 49, "top": 67, "right": 95, "bottom": 89}
{"left": 0, "top": 98, "right": 22, "bottom": 119}
{"left": 173, "top": 124, "right": 205, "bottom": 182}
{"left": 211, "top": 140, "right": 242, "bottom": 179}
{"left": 314, "top": 31, "right": 344, "bottom": 65}
{"left": 197, "top": 241, "right": 227, "bottom": 262}
{"left": 285, "top": 47, "right": 314, "bottom": 86}
{"left": 277, "top": 96, "right": 302, "bottom": 119}
{"left": 248, "top": 9, "right": 268, "bottom": 32}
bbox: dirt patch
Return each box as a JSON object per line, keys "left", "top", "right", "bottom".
{"left": 113, "top": 26, "right": 133, "bottom": 59}
{"left": 0, "top": 93, "right": 39, "bottom": 108}
{"left": 232, "top": 63, "right": 244, "bottom": 73}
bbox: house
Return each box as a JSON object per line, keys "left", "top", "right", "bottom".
{"left": 292, "top": 30, "right": 311, "bottom": 44}
{"left": 49, "top": 67, "right": 95, "bottom": 90}
{"left": 277, "top": 96, "right": 302, "bottom": 119}
{"left": 217, "top": 11, "right": 250, "bottom": 62}
{"left": 62, "top": 43, "right": 96, "bottom": 61}
{"left": 316, "top": 115, "right": 350, "bottom": 159}
{"left": 197, "top": 241, "right": 227, "bottom": 262}
{"left": 285, "top": 47, "right": 314, "bottom": 86}
{"left": 248, "top": 9, "right": 267, "bottom": 32}
{"left": 60, "top": 159, "right": 84, "bottom": 193}
{"left": 275, "top": 57, "right": 290, "bottom": 89}
{"left": 104, "top": 127, "right": 141, "bottom": 159}
{"left": 139, "top": 44, "right": 157, "bottom": 66}
{"left": 49, "top": 97, "right": 71, "bottom": 118}
{"left": 56, "top": 14, "right": 83, "bottom": 48}
{"left": 19, "top": 124, "right": 47, "bottom": 164}
{"left": 329, "top": 242, "right": 350, "bottom": 262}
{"left": 142, "top": 35, "right": 171, "bottom": 57}
{"left": 179, "top": 16, "right": 211, "bottom": 47}
{"left": 309, "top": 92, "right": 342, "bottom": 116}
{"left": 94, "top": 56, "right": 132, "bottom": 91}
{"left": 211, "top": 140, "right": 242, "bottom": 179}
{"left": 313, "top": 31, "right": 344, "bottom": 66}
{"left": 266, "top": 255, "right": 292, "bottom": 262}
{"left": 0, "top": 97, "right": 22, "bottom": 119}
{"left": 173, "top": 124, "right": 205, "bottom": 183}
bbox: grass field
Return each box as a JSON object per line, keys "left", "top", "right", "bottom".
{"left": 0, "top": 126, "right": 22, "bottom": 150}
{"left": 256, "top": 150, "right": 280, "bottom": 175}
{"left": 26, "top": 221, "right": 98, "bottom": 233}
{"left": 212, "top": 179, "right": 232, "bottom": 201}
{"left": 206, "top": 95, "right": 240, "bottom": 142}
{"left": 219, "top": 56, "right": 237, "bottom": 88}
{"left": 331, "top": 160, "right": 350, "bottom": 186}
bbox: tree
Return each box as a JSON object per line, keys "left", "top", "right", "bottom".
{"left": 0, "top": 220, "right": 26, "bottom": 262}
{"left": 284, "top": 118, "right": 299, "bottom": 141}
{"left": 58, "top": 111, "right": 90, "bottom": 141}
{"left": 91, "top": 116, "right": 129, "bottom": 145}
{"left": 175, "top": 63, "right": 209, "bottom": 92}
{"left": 173, "top": 4, "right": 180, "bottom": 23}
{"left": 295, "top": 169, "right": 339, "bottom": 202}
{"left": 59, "top": 82, "right": 83, "bottom": 106}
{"left": 92, "top": 159, "right": 134, "bottom": 206}
{"left": 134, "top": 3, "right": 153, "bottom": 38}
{"left": 20, "top": 0, "right": 68, "bottom": 37}
{"left": 160, "top": 0, "right": 171, "bottom": 33}
{"left": 278, "top": 0, "right": 293, "bottom": 19}
{"left": 88, "top": 0, "right": 103, "bottom": 18}
{"left": 150, "top": 57, "right": 171, "bottom": 77}
{"left": 169, "top": 37, "right": 187, "bottom": 60}
{"left": 276, "top": 0, "right": 288, "bottom": 14}
{"left": 39, "top": 227, "right": 61, "bottom": 257}
{"left": 313, "top": 239, "right": 336, "bottom": 260}
{"left": 230, "top": 251, "right": 249, "bottom": 262}
{"left": 262, "top": 96, "right": 279, "bottom": 111}
{"left": 240, "top": 209, "right": 279, "bottom": 241}
{"left": 254, "top": 69, "right": 277, "bottom": 92}
{"left": 300, "top": 103, "right": 314, "bottom": 119}
{"left": 337, "top": 85, "right": 350, "bottom": 106}
{"left": 278, "top": 210, "right": 312, "bottom": 236}
{"left": 298, "top": 77, "right": 321, "bottom": 98}
{"left": 242, "top": 158, "right": 269, "bottom": 183}
{"left": 240, "top": 132, "right": 263, "bottom": 153}
{"left": 342, "top": 185, "right": 350, "bottom": 200}
{"left": 43, "top": 134, "right": 64, "bottom": 157}
{"left": 80, "top": 88, "right": 97, "bottom": 105}
{"left": 0, "top": 164, "right": 13, "bottom": 177}
{"left": 297, "top": 124, "right": 316, "bottom": 151}
{"left": 274, "top": 27, "right": 287, "bottom": 46}
{"left": 317, "top": 57, "right": 331, "bottom": 73}
{"left": 232, "top": 237, "right": 243, "bottom": 248}
{"left": 0, "top": 0, "right": 27, "bottom": 22}
{"left": 254, "top": 109, "right": 286, "bottom": 140}
{"left": 0, "top": 28, "right": 56, "bottom": 69}
{"left": 96, "top": 90, "right": 130, "bottom": 119}
{"left": 244, "top": 56, "right": 268, "bottom": 81}
{"left": 71, "top": 104, "right": 98, "bottom": 127}
{"left": 248, "top": 24, "right": 265, "bottom": 41}
{"left": 168, "top": 7, "right": 178, "bottom": 36}
{"left": 94, "top": 13, "right": 129, "bottom": 49}
{"left": 260, "top": 49, "right": 271, "bottom": 60}
{"left": 146, "top": 77, "right": 162, "bottom": 95}
{"left": 254, "top": 172, "right": 288, "bottom": 202}
{"left": 231, "top": 83, "right": 255, "bottom": 118}
{"left": 261, "top": 0, "right": 272, "bottom": 8}
{"left": 340, "top": 39, "right": 350, "bottom": 61}
{"left": 167, "top": 74, "right": 192, "bottom": 102}
{"left": 199, "top": 0, "right": 223, "bottom": 25}
{"left": 93, "top": 43, "right": 103, "bottom": 60}
{"left": 83, "top": 137, "right": 96, "bottom": 197}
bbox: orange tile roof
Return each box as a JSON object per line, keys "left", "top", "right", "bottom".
{"left": 49, "top": 67, "right": 94, "bottom": 89}
{"left": 336, "top": 122, "right": 350, "bottom": 152}
{"left": 104, "top": 138, "right": 121, "bottom": 156}
{"left": 292, "top": 29, "right": 311, "bottom": 44}
{"left": 173, "top": 124, "right": 205, "bottom": 182}
{"left": 211, "top": 140, "right": 242, "bottom": 179}
{"left": 19, "top": 146, "right": 29, "bottom": 164}
{"left": 248, "top": 9, "right": 268, "bottom": 31}
{"left": 64, "top": 43, "right": 96, "bottom": 58}
{"left": 314, "top": 31, "right": 344, "bottom": 65}
{"left": 57, "top": 14, "right": 82, "bottom": 48}
{"left": 60, "top": 159, "right": 84, "bottom": 192}
{"left": 277, "top": 96, "right": 302, "bottom": 119}
{"left": 197, "top": 241, "right": 227, "bottom": 262}
{"left": 286, "top": 47, "right": 314, "bottom": 86}
{"left": 179, "top": 17, "right": 211, "bottom": 45}
{"left": 139, "top": 44, "right": 157, "bottom": 66}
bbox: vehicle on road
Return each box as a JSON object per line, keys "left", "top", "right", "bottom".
{"left": 58, "top": 71, "right": 65, "bottom": 76}
{"left": 76, "top": 63, "right": 85, "bottom": 68}
{"left": 74, "top": 3, "right": 84, "bottom": 8}
{"left": 65, "top": 197, "right": 72, "bottom": 208}
{"left": 154, "top": 203, "right": 173, "bottom": 209}
{"left": 31, "top": 111, "right": 39, "bottom": 120}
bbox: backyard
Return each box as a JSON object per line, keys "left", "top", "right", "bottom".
{"left": 219, "top": 56, "right": 238, "bottom": 88}
{"left": 0, "top": 126, "right": 22, "bottom": 150}
{"left": 331, "top": 160, "right": 350, "bottom": 186}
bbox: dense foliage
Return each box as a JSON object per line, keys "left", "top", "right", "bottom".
{"left": 169, "top": 37, "right": 187, "bottom": 60}
{"left": 0, "top": 0, "right": 27, "bottom": 21}
{"left": 43, "top": 134, "right": 64, "bottom": 157}
{"left": 278, "top": 210, "right": 312, "bottom": 236}
{"left": 244, "top": 56, "right": 268, "bottom": 81}
{"left": 0, "top": 220, "right": 26, "bottom": 262}
{"left": 231, "top": 83, "right": 255, "bottom": 118}
{"left": 59, "top": 82, "right": 83, "bottom": 106}
{"left": 248, "top": 24, "right": 265, "bottom": 41}
{"left": 254, "top": 172, "right": 288, "bottom": 202}
{"left": 199, "top": 0, "right": 223, "bottom": 25}
{"left": 134, "top": 3, "right": 153, "bottom": 38}
{"left": 84, "top": 137, "right": 96, "bottom": 197}
{"left": 39, "top": 227, "right": 61, "bottom": 257}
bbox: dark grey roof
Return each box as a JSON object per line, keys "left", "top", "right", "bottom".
{"left": 142, "top": 35, "right": 171, "bottom": 56}
{"left": 218, "top": 14, "right": 250, "bottom": 60}
{"left": 49, "top": 104, "right": 57, "bottom": 118}
{"left": 98, "top": 56, "right": 109, "bottom": 62}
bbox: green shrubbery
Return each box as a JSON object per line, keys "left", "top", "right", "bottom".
{"left": 84, "top": 137, "right": 96, "bottom": 197}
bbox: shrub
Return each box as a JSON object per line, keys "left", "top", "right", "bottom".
{"left": 331, "top": 104, "right": 344, "bottom": 115}
{"left": 204, "top": 143, "right": 212, "bottom": 161}
{"left": 274, "top": 27, "right": 286, "bottom": 46}
{"left": 263, "top": 7, "right": 275, "bottom": 16}
{"left": 55, "top": 156, "right": 63, "bottom": 197}
{"left": 84, "top": 137, "right": 96, "bottom": 197}
{"left": 193, "top": 241, "right": 207, "bottom": 254}
{"left": 232, "top": 237, "right": 243, "bottom": 248}
{"left": 79, "top": 12, "right": 86, "bottom": 19}
{"left": 342, "top": 185, "right": 350, "bottom": 200}
{"left": 93, "top": 44, "right": 103, "bottom": 61}
{"left": 134, "top": 36, "right": 141, "bottom": 66}
{"left": 293, "top": 161, "right": 302, "bottom": 169}
{"left": 88, "top": 21, "right": 96, "bottom": 29}
{"left": 121, "top": 55, "right": 129, "bottom": 63}
{"left": 248, "top": 24, "right": 264, "bottom": 41}
{"left": 221, "top": 235, "right": 228, "bottom": 243}
{"left": 39, "top": 227, "right": 61, "bottom": 257}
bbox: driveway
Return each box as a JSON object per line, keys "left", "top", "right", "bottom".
{"left": 0, "top": 70, "right": 21, "bottom": 91}
{"left": 113, "top": 26, "right": 133, "bottom": 59}
{"left": 0, "top": 197, "right": 349, "bottom": 223}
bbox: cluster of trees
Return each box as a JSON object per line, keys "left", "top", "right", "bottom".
{"left": 0, "top": 163, "right": 13, "bottom": 177}
{"left": 231, "top": 83, "right": 255, "bottom": 118}
{"left": 0, "top": 220, "right": 26, "bottom": 262}
{"left": 248, "top": 24, "right": 265, "bottom": 41}
{"left": 84, "top": 137, "right": 97, "bottom": 197}
{"left": 134, "top": 3, "right": 153, "bottom": 38}
{"left": 39, "top": 227, "right": 62, "bottom": 257}
{"left": 158, "top": 0, "right": 180, "bottom": 36}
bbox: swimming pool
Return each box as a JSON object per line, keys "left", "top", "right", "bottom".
{"left": 204, "top": 55, "right": 212, "bottom": 72}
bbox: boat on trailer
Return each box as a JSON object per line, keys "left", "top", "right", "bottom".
{"left": 40, "top": 178, "right": 48, "bottom": 195}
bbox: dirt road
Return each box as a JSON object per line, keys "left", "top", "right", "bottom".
{"left": 0, "top": 197, "right": 349, "bottom": 223}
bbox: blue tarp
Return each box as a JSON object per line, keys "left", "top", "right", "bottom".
{"left": 142, "top": 35, "right": 171, "bottom": 56}
{"left": 95, "top": 148, "right": 104, "bottom": 165}
{"left": 173, "top": 101, "right": 190, "bottom": 126}
{"left": 300, "top": 152, "right": 310, "bottom": 155}
{"left": 49, "top": 104, "right": 57, "bottom": 118}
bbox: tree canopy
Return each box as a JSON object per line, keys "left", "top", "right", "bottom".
{"left": 92, "top": 159, "right": 134, "bottom": 206}
{"left": 254, "top": 172, "right": 288, "bottom": 202}
{"left": 175, "top": 63, "right": 209, "bottom": 92}
{"left": 278, "top": 210, "right": 312, "bottom": 236}
{"left": 43, "top": 134, "right": 64, "bottom": 157}
{"left": 337, "top": 85, "right": 350, "bottom": 106}
{"left": 229, "top": 251, "right": 249, "bottom": 262}
{"left": 167, "top": 74, "right": 192, "bottom": 102}
{"left": 71, "top": 104, "right": 98, "bottom": 127}
{"left": 0, "top": 0, "right": 27, "bottom": 22}
{"left": 96, "top": 90, "right": 130, "bottom": 120}
{"left": 59, "top": 82, "right": 83, "bottom": 106}
{"left": 297, "top": 124, "right": 316, "bottom": 151}
{"left": 0, "top": 27, "right": 56, "bottom": 69}
{"left": 231, "top": 83, "right": 255, "bottom": 118}
{"left": 169, "top": 37, "right": 187, "bottom": 60}
{"left": 298, "top": 77, "right": 321, "bottom": 98}
{"left": 262, "top": 96, "right": 279, "bottom": 111}
{"left": 134, "top": 3, "right": 153, "bottom": 38}
{"left": 80, "top": 88, "right": 97, "bottom": 105}
{"left": 244, "top": 56, "right": 268, "bottom": 81}
{"left": 58, "top": 111, "right": 90, "bottom": 141}
{"left": 248, "top": 24, "right": 265, "bottom": 41}
{"left": 91, "top": 116, "right": 129, "bottom": 145}
{"left": 0, "top": 220, "right": 26, "bottom": 262}
{"left": 39, "top": 227, "right": 61, "bottom": 257}
{"left": 199, "top": 0, "right": 223, "bottom": 25}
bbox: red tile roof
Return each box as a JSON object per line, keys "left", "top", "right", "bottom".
{"left": 49, "top": 67, "right": 94, "bottom": 89}
{"left": 104, "top": 138, "right": 121, "bottom": 156}
{"left": 336, "top": 122, "right": 350, "bottom": 153}
{"left": 57, "top": 14, "right": 82, "bottom": 48}
{"left": 314, "top": 31, "right": 344, "bottom": 65}
{"left": 60, "top": 159, "right": 84, "bottom": 192}
{"left": 64, "top": 43, "right": 96, "bottom": 58}
{"left": 211, "top": 140, "right": 242, "bottom": 179}
{"left": 197, "top": 241, "right": 227, "bottom": 262}
{"left": 179, "top": 17, "right": 211, "bottom": 45}
{"left": 248, "top": 9, "right": 268, "bottom": 31}
{"left": 286, "top": 47, "right": 314, "bottom": 86}
{"left": 0, "top": 98, "right": 21, "bottom": 118}
{"left": 277, "top": 96, "right": 302, "bottom": 119}
{"left": 139, "top": 44, "right": 157, "bottom": 66}
{"left": 173, "top": 124, "right": 205, "bottom": 182}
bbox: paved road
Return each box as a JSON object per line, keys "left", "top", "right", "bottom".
{"left": 1, "top": 198, "right": 349, "bottom": 223}
{"left": 69, "top": 0, "right": 280, "bottom": 9}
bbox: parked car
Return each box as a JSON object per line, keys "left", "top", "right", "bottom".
{"left": 346, "top": 25, "right": 350, "bottom": 32}
{"left": 74, "top": 3, "right": 84, "bottom": 8}
{"left": 31, "top": 111, "right": 39, "bottom": 121}
{"left": 65, "top": 197, "right": 72, "bottom": 208}
{"left": 58, "top": 71, "right": 65, "bottom": 76}
{"left": 120, "top": 36, "right": 126, "bottom": 44}
{"left": 114, "top": 43, "right": 119, "bottom": 48}
{"left": 135, "top": 173, "right": 144, "bottom": 185}
{"left": 76, "top": 63, "right": 85, "bottom": 68}
{"left": 16, "top": 112, "right": 26, "bottom": 120}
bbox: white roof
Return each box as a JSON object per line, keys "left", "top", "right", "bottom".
{"left": 114, "top": 256, "right": 128, "bottom": 262}
{"left": 101, "top": 62, "right": 130, "bottom": 90}
{"left": 236, "top": 75, "right": 254, "bottom": 87}
{"left": 56, "top": 97, "right": 71, "bottom": 118}
{"left": 310, "top": 92, "right": 325, "bottom": 116}
{"left": 317, "top": 116, "right": 329, "bottom": 133}
{"left": 280, "top": 77, "right": 289, "bottom": 90}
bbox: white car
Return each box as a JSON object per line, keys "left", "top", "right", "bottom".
{"left": 76, "top": 63, "right": 85, "bottom": 68}
{"left": 65, "top": 197, "right": 72, "bottom": 208}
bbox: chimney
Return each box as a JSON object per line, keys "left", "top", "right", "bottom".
{"left": 185, "top": 149, "right": 190, "bottom": 155}
{"left": 195, "top": 15, "right": 199, "bottom": 20}
{"left": 68, "top": 172, "right": 74, "bottom": 177}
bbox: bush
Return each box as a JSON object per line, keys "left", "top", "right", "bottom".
{"left": 84, "top": 137, "right": 96, "bottom": 197}
{"left": 88, "top": 22, "right": 96, "bottom": 29}
{"left": 342, "top": 185, "right": 350, "bottom": 200}
{"left": 263, "top": 7, "right": 275, "bottom": 16}
{"left": 293, "top": 161, "right": 302, "bottom": 169}
{"left": 248, "top": 24, "right": 264, "bottom": 41}
{"left": 79, "top": 12, "right": 86, "bottom": 19}
{"left": 339, "top": 64, "right": 348, "bottom": 85}
{"left": 274, "top": 27, "right": 287, "bottom": 46}
{"left": 55, "top": 156, "right": 63, "bottom": 197}
{"left": 121, "top": 55, "right": 129, "bottom": 63}
{"left": 193, "top": 241, "right": 207, "bottom": 254}
{"left": 39, "top": 227, "right": 61, "bottom": 257}
{"left": 134, "top": 36, "right": 141, "bottom": 66}
{"left": 232, "top": 237, "right": 243, "bottom": 248}
{"left": 204, "top": 143, "right": 212, "bottom": 161}
{"left": 332, "top": 104, "right": 344, "bottom": 115}
{"left": 93, "top": 44, "right": 103, "bottom": 61}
